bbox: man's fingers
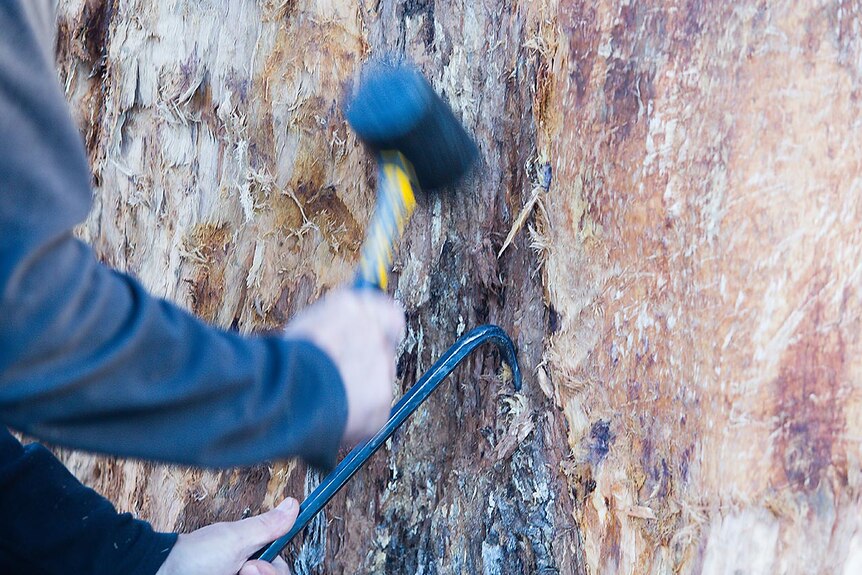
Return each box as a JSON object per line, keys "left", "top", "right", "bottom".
{"left": 360, "top": 292, "right": 405, "bottom": 347}
{"left": 383, "top": 299, "right": 406, "bottom": 346}
{"left": 234, "top": 498, "right": 299, "bottom": 551}
{"left": 239, "top": 557, "right": 291, "bottom": 575}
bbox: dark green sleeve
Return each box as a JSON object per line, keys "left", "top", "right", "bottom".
{"left": 0, "top": 1, "right": 347, "bottom": 469}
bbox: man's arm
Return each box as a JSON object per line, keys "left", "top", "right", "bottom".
{"left": 0, "top": 427, "right": 299, "bottom": 575}
{"left": 0, "top": 428, "right": 176, "bottom": 575}
{"left": 0, "top": 1, "right": 354, "bottom": 468}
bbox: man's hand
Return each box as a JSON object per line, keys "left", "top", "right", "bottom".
{"left": 285, "top": 289, "right": 405, "bottom": 445}
{"left": 156, "top": 498, "right": 299, "bottom": 575}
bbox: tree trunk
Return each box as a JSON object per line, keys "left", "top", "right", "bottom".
{"left": 53, "top": 0, "right": 861, "bottom": 573}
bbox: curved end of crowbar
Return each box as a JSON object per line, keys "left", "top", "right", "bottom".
{"left": 472, "top": 324, "right": 522, "bottom": 392}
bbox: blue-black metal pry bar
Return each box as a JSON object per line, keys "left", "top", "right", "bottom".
{"left": 258, "top": 324, "right": 521, "bottom": 562}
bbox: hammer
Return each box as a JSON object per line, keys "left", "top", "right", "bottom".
{"left": 346, "top": 61, "right": 478, "bottom": 290}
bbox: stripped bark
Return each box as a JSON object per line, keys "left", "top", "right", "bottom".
{"left": 53, "top": 0, "right": 861, "bottom": 573}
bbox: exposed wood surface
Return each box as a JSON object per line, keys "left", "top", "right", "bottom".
{"left": 531, "top": 1, "right": 862, "bottom": 573}
{"left": 53, "top": 0, "right": 861, "bottom": 573}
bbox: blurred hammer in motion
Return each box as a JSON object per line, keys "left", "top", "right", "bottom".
{"left": 346, "top": 61, "right": 478, "bottom": 291}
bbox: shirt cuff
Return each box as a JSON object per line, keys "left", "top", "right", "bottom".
{"left": 123, "top": 529, "right": 177, "bottom": 575}
{"left": 286, "top": 339, "right": 349, "bottom": 471}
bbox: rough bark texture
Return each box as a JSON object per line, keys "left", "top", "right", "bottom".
{"left": 52, "top": 0, "right": 861, "bottom": 573}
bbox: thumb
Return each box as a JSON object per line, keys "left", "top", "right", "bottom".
{"left": 234, "top": 498, "right": 299, "bottom": 551}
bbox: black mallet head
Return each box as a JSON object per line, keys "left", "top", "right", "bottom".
{"left": 345, "top": 62, "right": 478, "bottom": 191}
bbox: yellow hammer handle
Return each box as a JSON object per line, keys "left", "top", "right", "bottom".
{"left": 354, "top": 151, "right": 418, "bottom": 291}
